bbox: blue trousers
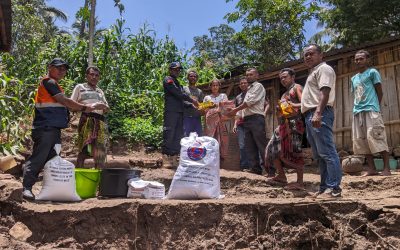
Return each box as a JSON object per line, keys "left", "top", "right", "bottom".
{"left": 183, "top": 116, "right": 202, "bottom": 137}
{"left": 304, "top": 107, "right": 342, "bottom": 191}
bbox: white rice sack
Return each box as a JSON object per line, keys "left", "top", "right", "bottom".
{"left": 127, "top": 179, "right": 165, "bottom": 199}
{"left": 166, "top": 133, "right": 221, "bottom": 199}
{"left": 36, "top": 144, "right": 81, "bottom": 202}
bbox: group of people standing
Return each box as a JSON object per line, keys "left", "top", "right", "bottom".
{"left": 161, "top": 63, "right": 268, "bottom": 174}
{"left": 162, "top": 43, "right": 392, "bottom": 199}
{"left": 21, "top": 43, "right": 391, "bottom": 201}
{"left": 22, "top": 59, "right": 109, "bottom": 200}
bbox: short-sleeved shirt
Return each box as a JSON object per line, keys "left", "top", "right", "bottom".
{"left": 183, "top": 86, "right": 204, "bottom": 117}
{"left": 203, "top": 93, "right": 228, "bottom": 104}
{"left": 242, "top": 81, "right": 265, "bottom": 117}
{"left": 301, "top": 62, "right": 336, "bottom": 113}
{"left": 43, "top": 79, "right": 63, "bottom": 96}
{"left": 351, "top": 68, "right": 381, "bottom": 114}
{"left": 71, "top": 83, "right": 108, "bottom": 115}
{"left": 33, "top": 78, "right": 69, "bottom": 129}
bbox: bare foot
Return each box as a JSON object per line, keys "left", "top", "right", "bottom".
{"left": 266, "top": 176, "right": 287, "bottom": 186}
{"left": 362, "top": 171, "right": 379, "bottom": 177}
{"left": 284, "top": 182, "right": 305, "bottom": 190}
{"left": 381, "top": 170, "right": 392, "bottom": 176}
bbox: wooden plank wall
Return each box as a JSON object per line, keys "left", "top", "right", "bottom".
{"left": 264, "top": 81, "right": 279, "bottom": 139}
{"left": 334, "top": 45, "right": 400, "bottom": 150}
{"left": 214, "top": 40, "right": 400, "bottom": 166}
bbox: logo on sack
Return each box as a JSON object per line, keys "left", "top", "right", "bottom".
{"left": 187, "top": 147, "right": 207, "bottom": 161}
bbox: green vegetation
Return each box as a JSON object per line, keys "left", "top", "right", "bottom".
{"left": 1, "top": 0, "right": 398, "bottom": 155}
{"left": 224, "top": 0, "right": 317, "bottom": 67}
{"left": 0, "top": 74, "right": 35, "bottom": 155}
{"left": 0, "top": 1, "right": 217, "bottom": 154}
{"left": 315, "top": 0, "right": 400, "bottom": 47}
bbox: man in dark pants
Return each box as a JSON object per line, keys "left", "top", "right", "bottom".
{"left": 183, "top": 70, "right": 204, "bottom": 136}
{"left": 227, "top": 68, "right": 270, "bottom": 175}
{"left": 233, "top": 76, "right": 250, "bottom": 170}
{"left": 22, "top": 58, "right": 104, "bottom": 200}
{"left": 162, "top": 62, "right": 198, "bottom": 168}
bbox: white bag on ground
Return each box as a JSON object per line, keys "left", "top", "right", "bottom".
{"left": 36, "top": 144, "right": 81, "bottom": 201}
{"left": 167, "top": 133, "right": 221, "bottom": 199}
{"left": 127, "top": 179, "right": 165, "bottom": 199}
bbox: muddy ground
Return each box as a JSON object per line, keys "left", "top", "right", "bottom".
{"left": 1, "top": 157, "right": 400, "bottom": 249}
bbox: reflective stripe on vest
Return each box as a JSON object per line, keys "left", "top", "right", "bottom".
{"left": 34, "top": 76, "right": 65, "bottom": 107}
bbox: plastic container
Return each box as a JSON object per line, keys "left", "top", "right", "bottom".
{"left": 99, "top": 168, "right": 142, "bottom": 197}
{"left": 75, "top": 168, "right": 101, "bottom": 199}
{"left": 373, "top": 158, "right": 398, "bottom": 171}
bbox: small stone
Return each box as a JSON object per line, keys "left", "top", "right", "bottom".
{"left": 0, "top": 156, "right": 17, "bottom": 172}
{"left": 9, "top": 222, "right": 32, "bottom": 242}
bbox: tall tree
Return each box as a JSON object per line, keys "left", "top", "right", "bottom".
{"left": 88, "top": 0, "right": 96, "bottom": 66}
{"left": 77, "top": 0, "right": 89, "bottom": 38}
{"left": 317, "top": 0, "right": 400, "bottom": 47}
{"left": 225, "top": 0, "right": 317, "bottom": 66}
{"left": 191, "top": 24, "right": 248, "bottom": 75}
{"left": 11, "top": 0, "right": 68, "bottom": 53}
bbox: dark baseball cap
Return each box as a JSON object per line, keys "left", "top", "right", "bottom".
{"left": 169, "top": 62, "right": 183, "bottom": 69}
{"left": 48, "top": 58, "right": 70, "bottom": 69}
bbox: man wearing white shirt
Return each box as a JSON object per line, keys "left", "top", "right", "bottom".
{"left": 228, "top": 68, "right": 269, "bottom": 175}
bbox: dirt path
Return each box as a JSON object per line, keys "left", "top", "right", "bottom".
{"left": 1, "top": 166, "right": 400, "bottom": 249}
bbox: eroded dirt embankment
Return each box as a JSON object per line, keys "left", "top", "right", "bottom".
{"left": 1, "top": 170, "right": 400, "bottom": 249}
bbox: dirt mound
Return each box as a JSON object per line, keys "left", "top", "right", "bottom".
{"left": 1, "top": 169, "right": 400, "bottom": 249}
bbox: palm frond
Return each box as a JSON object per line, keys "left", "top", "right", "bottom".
{"left": 43, "top": 6, "right": 68, "bottom": 22}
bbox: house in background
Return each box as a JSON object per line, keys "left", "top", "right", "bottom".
{"left": 201, "top": 37, "right": 400, "bottom": 170}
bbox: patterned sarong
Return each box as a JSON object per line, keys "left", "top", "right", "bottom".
{"left": 77, "top": 112, "right": 108, "bottom": 167}
{"left": 265, "top": 115, "right": 304, "bottom": 171}
{"left": 205, "top": 101, "right": 234, "bottom": 158}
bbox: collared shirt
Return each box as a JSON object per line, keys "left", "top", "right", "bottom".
{"left": 71, "top": 83, "right": 108, "bottom": 115}
{"left": 301, "top": 62, "right": 336, "bottom": 113}
{"left": 243, "top": 81, "right": 265, "bottom": 117}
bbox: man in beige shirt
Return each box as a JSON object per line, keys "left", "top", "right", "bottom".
{"left": 302, "top": 44, "right": 342, "bottom": 198}
{"left": 228, "top": 68, "right": 271, "bottom": 175}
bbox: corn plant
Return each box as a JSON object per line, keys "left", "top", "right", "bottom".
{"left": 0, "top": 74, "right": 35, "bottom": 155}
{"left": 1, "top": 19, "right": 218, "bottom": 150}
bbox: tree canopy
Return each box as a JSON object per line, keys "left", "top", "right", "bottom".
{"left": 191, "top": 24, "right": 249, "bottom": 76}
{"left": 317, "top": 0, "right": 400, "bottom": 47}
{"left": 224, "top": 0, "right": 317, "bottom": 67}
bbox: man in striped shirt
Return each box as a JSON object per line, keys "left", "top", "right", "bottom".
{"left": 71, "top": 66, "right": 109, "bottom": 169}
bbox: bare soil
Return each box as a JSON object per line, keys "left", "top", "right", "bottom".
{"left": 1, "top": 128, "right": 399, "bottom": 249}
{"left": 1, "top": 164, "right": 400, "bottom": 249}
